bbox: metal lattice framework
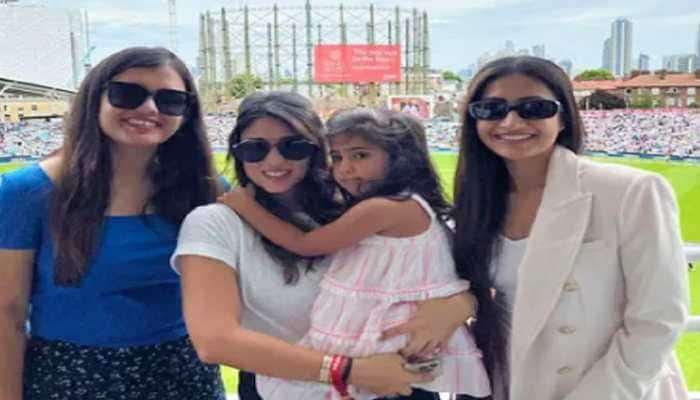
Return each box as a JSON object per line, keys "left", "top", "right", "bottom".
{"left": 198, "top": 1, "right": 430, "bottom": 98}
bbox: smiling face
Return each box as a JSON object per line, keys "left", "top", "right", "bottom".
{"left": 98, "top": 66, "right": 186, "bottom": 151}
{"left": 240, "top": 117, "right": 311, "bottom": 195}
{"left": 329, "top": 133, "right": 390, "bottom": 197}
{"left": 476, "top": 73, "right": 563, "bottom": 166}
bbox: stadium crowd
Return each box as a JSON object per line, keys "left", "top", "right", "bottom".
{"left": 2, "top": 109, "right": 700, "bottom": 159}
{"left": 203, "top": 113, "right": 236, "bottom": 150}
{"left": 0, "top": 120, "right": 63, "bottom": 159}
{"left": 582, "top": 109, "right": 700, "bottom": 158}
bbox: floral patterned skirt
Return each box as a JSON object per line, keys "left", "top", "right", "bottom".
{"left": 23, "top": 335, "right": 225, "bottom": 400}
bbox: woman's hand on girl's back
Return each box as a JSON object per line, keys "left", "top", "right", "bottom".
{"left": 381, "top": 292, "right": 477, "bottom": 358}
{"left": 349, "top": 353, "right": 433, "bottom": 397}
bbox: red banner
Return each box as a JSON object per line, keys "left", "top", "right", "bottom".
{"left": 314, "top": 44, "right": 402, "bottom": 83}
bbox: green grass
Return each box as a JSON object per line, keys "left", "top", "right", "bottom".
{"left": 221, "top": 366, "right": 239, "bottom": 394}
{"left": 591, "top": 157, "right": 700, "bottom": 243}
{"left": 5, "top": 154, "right": 700, "bottom": 392}
{"left": 0, "top": 162, "right": 25, "bottom": 174}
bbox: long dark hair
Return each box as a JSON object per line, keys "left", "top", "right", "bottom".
{"left": 227, "top": 91, "right": 342, "bottom": 284}
{"left": 326, "top": 108, "right": 451, "bottom": 220}
{"left": 452, "top": 56, "right": 584, "bottom": 388}
{"left": 51, "top": 46, "right": 218, "bottom": 286}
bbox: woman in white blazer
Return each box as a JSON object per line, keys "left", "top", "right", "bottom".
{"left": 452, "top": 56, "right": 690, "bottom": 400}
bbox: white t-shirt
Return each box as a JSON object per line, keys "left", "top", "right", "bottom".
{"left": 171, "top": 204, "right": 326, "bottom": 343}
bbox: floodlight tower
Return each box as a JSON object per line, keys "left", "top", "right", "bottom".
{"left": 168, "top": 0, "right": 177, "bottom": 52}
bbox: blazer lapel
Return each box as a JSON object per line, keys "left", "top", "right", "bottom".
{"left": 510, "top": 147, "right": 593, "bottom": 373}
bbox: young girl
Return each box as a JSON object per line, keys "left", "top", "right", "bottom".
{"left": 220, "top": 108, "right": 491, "bottom": 399}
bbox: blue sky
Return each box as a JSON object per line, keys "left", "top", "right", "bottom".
{"left": 37, "top": 0, "right": 700, "bottom": 74}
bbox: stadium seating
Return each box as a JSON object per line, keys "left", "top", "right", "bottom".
{"left": 2, "top": 109, "right": 699, "bottom": 160}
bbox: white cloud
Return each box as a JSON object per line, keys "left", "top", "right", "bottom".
{"left": 86, "top": 6, "right": 170, "bottom": 27}
{"left": 431, "top": 18, "right": 454, "bottom": 25}
{"left": 635, "top": 12, "right": 700, "bottom": 27}
{"left": 28, "top": 0, "right": 700, "bottom": 72}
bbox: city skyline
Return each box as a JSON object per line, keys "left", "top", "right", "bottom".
{"left": 2, "top": 0, "right": 699, "bottom": 77}
{"left": 638, "top": 53, "right": 650, "bottom": 71}
{"left": 609, "top": 18, "right": 633, "bottom": 76}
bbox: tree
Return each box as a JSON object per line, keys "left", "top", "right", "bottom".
{"left": 629, "top": 93, "right": 655, "bottom": 109}
{"left": 226, "top": 74, "right": 263, "bottom": 98}
{"left": 276, "top": 78, "right": 295, "bottom": 85}
{"left": 574, "top": 69, "right": 614, "bottom": 81}
{"left": 441, "top": 70, "right": 462, "bottom": 82}
{"left": 581, "top": 90, "right": 626, "bottom": 110}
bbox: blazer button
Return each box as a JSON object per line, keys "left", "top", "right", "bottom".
{"left": 563, "top": 281, "right": 579, "bottom": 292}
{"left": 558, "top": 326, "right": 576, "bottom": 334}
{"left": 557, "top": 366, "right": 573, "bottom": 375}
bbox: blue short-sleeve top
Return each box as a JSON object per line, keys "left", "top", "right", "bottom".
{"left": 0, "top": 164, "right": 188, "bottom": 347}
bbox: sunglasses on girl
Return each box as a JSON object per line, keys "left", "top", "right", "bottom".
{"left": 231, "top": 135, "right": 318, "bottom": 163}
{"left": 468, "top": 98, "right": 561, "bottom": 121}
{"left": 105, "top": 81, "right": 192, "bottom": 116}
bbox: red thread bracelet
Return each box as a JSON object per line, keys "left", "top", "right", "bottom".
{"left": 330, "top": 355, "right": 352, "bottom": 399}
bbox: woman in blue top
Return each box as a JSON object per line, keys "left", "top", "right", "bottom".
{"left": 0, "top": 47, "right": 225, "bottom": 400}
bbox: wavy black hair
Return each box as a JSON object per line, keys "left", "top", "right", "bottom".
{"left": 51, "top": 46, "right": 218, "bottom": 286}
{"left": 227, "top": 91, "right": 343, "bottom": 284}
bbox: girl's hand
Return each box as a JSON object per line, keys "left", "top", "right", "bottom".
{"left": 382, "top": 292, "right": 477, "bottom": 359}
{"left": 348, "top": 353, "right": 433, "bottom": 397}
{"left": 217, "top": 185, "right": 255, "bottom": 211}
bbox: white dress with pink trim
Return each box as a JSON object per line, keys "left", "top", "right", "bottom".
{"left": 256, "top": 194, "right": 492, "bottom": 399}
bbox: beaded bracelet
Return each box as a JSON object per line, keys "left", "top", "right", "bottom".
{"left": 319, "top": 354, "right": 333, "bottom": 383}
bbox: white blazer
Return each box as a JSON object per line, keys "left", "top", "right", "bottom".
{"left": 504, "top": 146, "right": 690, "bottom": 400}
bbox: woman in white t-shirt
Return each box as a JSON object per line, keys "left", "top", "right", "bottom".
{"left": 171, "top": 91, "right": 477, "bottom": 400}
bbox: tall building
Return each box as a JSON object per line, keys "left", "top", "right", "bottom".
{"left": 532, "top": 45, "right": 546, "bottom": 59}
{"left": 662, "top": 54, "right": 698, "bottom": 73}
{"left": 638, "top": 54, "right": 650, "bottom": 71}
{"left": 0, "top": 3, "right": 86, "bottom": 89}
{"left": 696, "top": 22, "right": 700, "bottom": 58}
{"left": 602, "top": 37, "right": 612, "bottom": 72}
{"left": 476, "top": 42, "right": 530, "bottom": 69}
{"left": 558, "top": 59, "right": 573, "bottom": 76}
{"left": 458, "top": 65, "right": 476, "bottom": 80}
{"left": 610, "top": 18, "right": 633, "bottom": 77}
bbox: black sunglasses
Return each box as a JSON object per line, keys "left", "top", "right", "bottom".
{"left": 231, "top": 136, "right": 318, "bottom": 163}
{"left": 468, "top": 98, "right": 561, "bottom": 121}
{"left": 105, "top": 81, "right": 192, "bottom": 116}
